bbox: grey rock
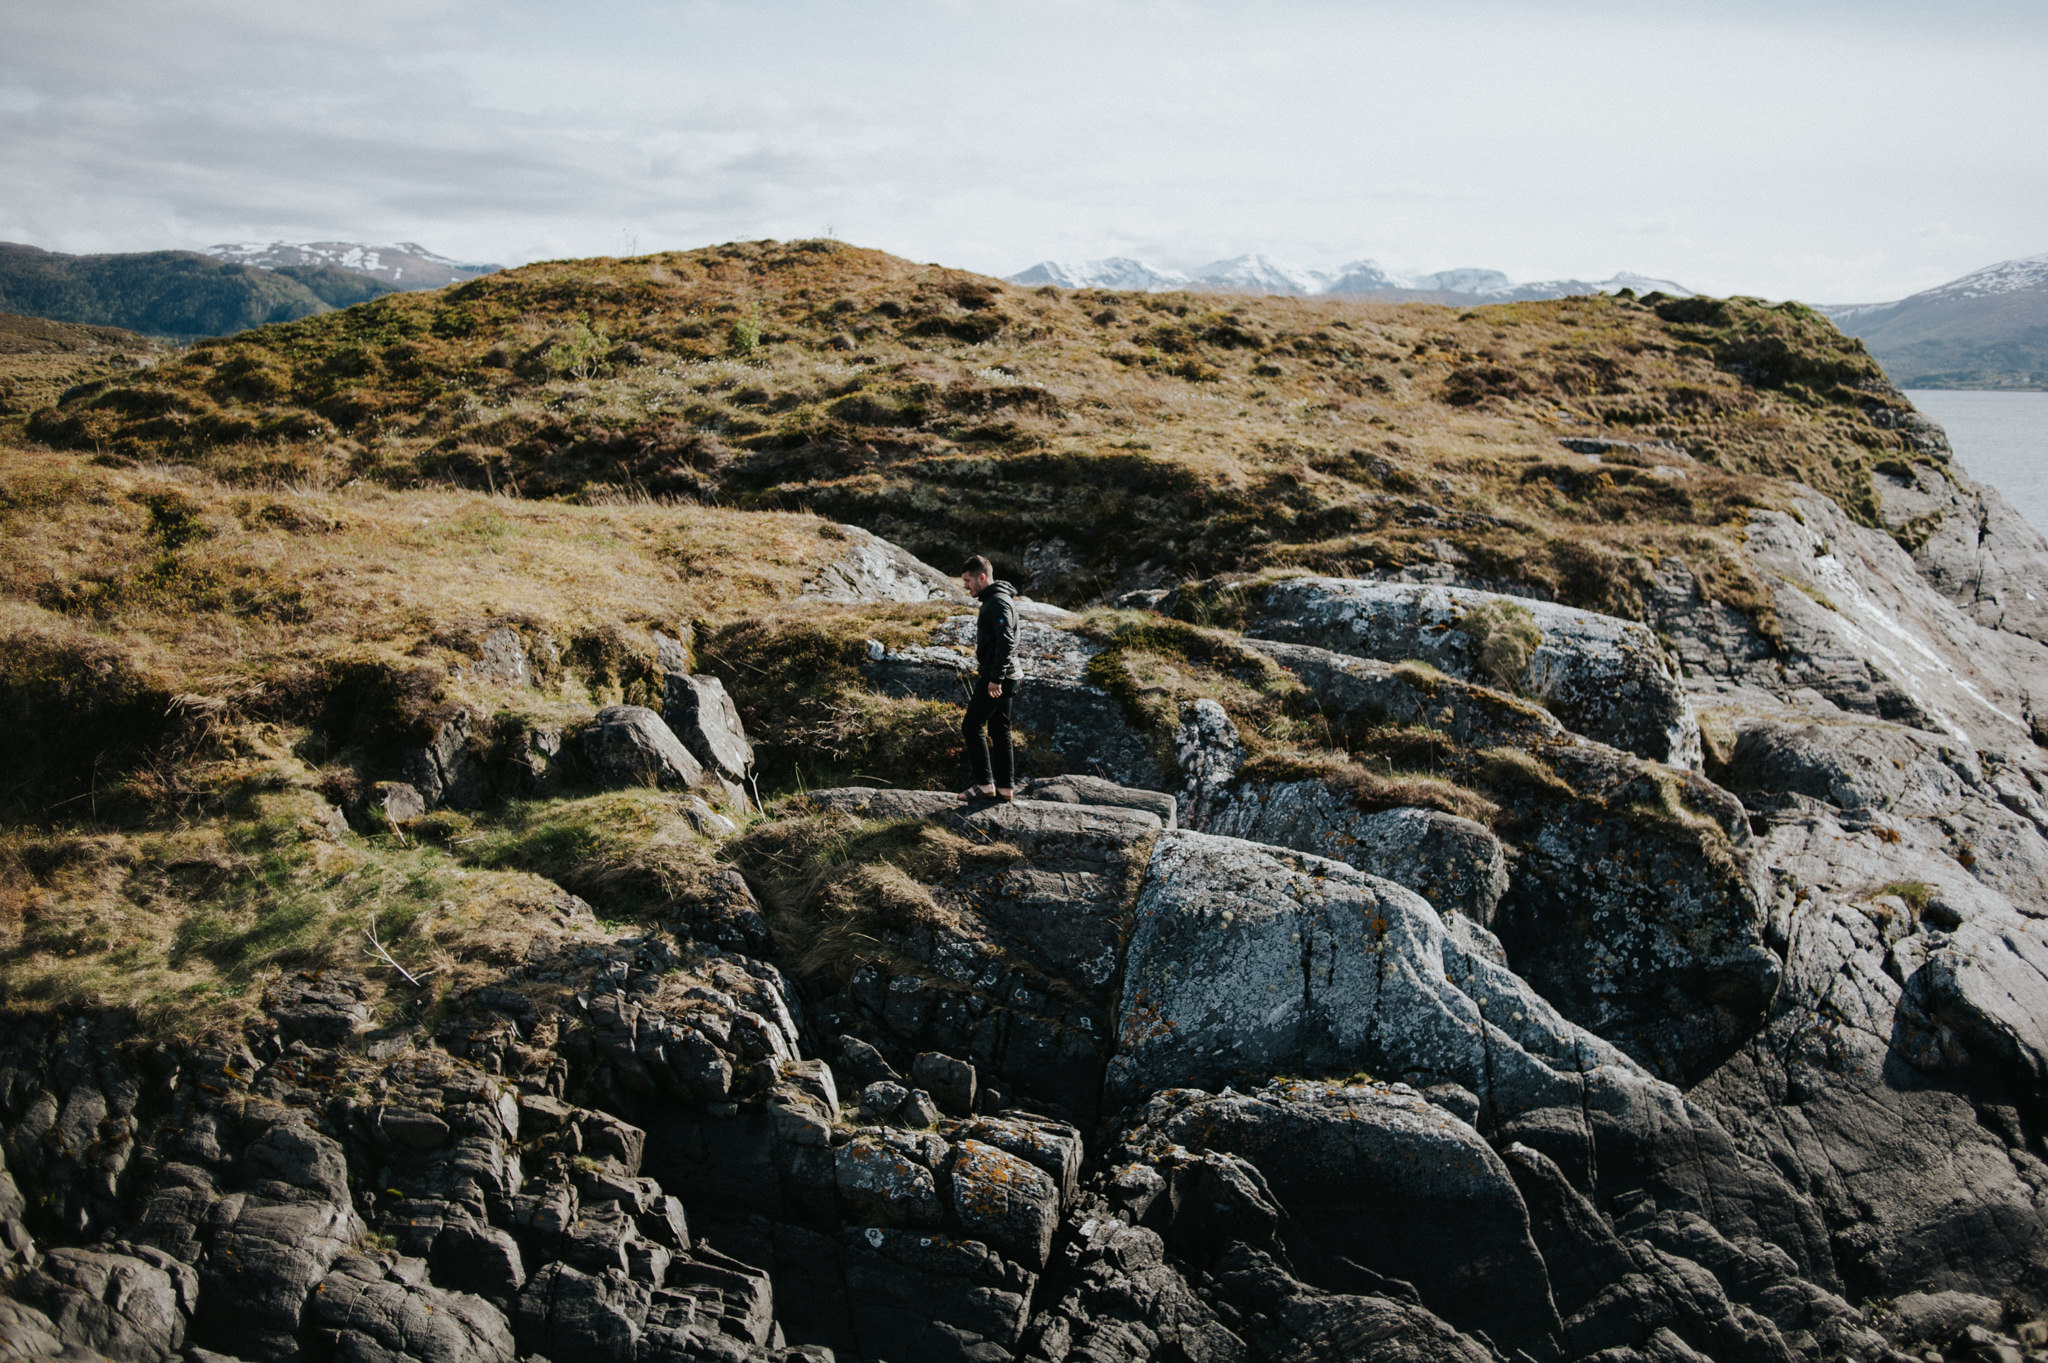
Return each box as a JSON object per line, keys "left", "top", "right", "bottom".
{"left": 947, "top": 1138, "right": 1060, "bottom": 1268}
{"left": 944, "top": 1114, "right": 1083, "bottom": 1201}
{"left": 261, "top": 971, "right": 370, "bottom": 1046}
{"left": 802, "top": 524, "right": 965, "bottom": 604}
{"left": 512, "top": 1261, "right": 649, "bottom": 1359}
{"left": 372, "top": 781, "right": 426, "bottom": 827}
{"left": 0, "top": 1299, "right": 84, "bottom": 1361}
{"left": 310, "top": 1253, "right": 517, "bottom": 1362}
{"left": 404, "top": 707, "right": 486, "bottom": 810}
{"left": 579, "top": 705, "right": 707, "bottom": 790}
{"left": 1900, "top": 915, "right": 2048, "bottom": 1085}
{"left": 840, "top": 1225, "right": 1033, "bottom": 1358}
{"left": 1882, "top": 1293, "right": 2007, "bottom": 1347}
{"left": 663, "top": 673, "right": 755, "bottom": 786}
{"left": 17, "top": 1247, "right": 190, "bottom": 1361}
{"left": 1244, "top": 575, "right": 1702, "bottom": 768}
{"left": 900, "top": 1090, "right": 942, "bottom": 1128}
{"left": 1175, "top": 697, "right": 1245, "bottom": 830}
{"left": 471, "top": 626, "right": 531, "bottom": 687}
{"left": 496, "top": 720, "right": 565, "bottom": 798}
{"left": 1140, "top": 1081, "right": 1559, "bottom": 1342}
{"left": 1107, "top": 829, "right": 1650, "bottom": 1120}
{"left": 836, "top": 1036, "right": 902, "bottom": 1088}
{"left": 835, "top": 1134, "right": 945, "bottom": 1229}
{"left": 856, "top": 1081, "right": 908, "bottom": 1123}
{"left": 1205, "top": 782, "right": 1509, "bottom": 927}
{"left": 1657, "top": 495, "right": 2048, "bottom": 755}
{"left": 911, "top": 1052, "right": 977, "bottom": 1117}
{"left": 197, "top": 1199, "right": 363, "bottom": 1362}
{"left": 1012, "top": 774, "right": 1177, "bottom": 828}
{"left": 1877, "top": 458, "right": 2048, "bottom": 650}
{"left": 239, "top": 1122, "right": 351, "bottom": 1205}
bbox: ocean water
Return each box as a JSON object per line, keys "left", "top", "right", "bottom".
{"left": 1905, "top": 389, "right": 2048, "bottom": 534}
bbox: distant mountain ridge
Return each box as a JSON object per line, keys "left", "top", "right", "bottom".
{"left": 201, "top": 240, "right": 499, "bottom": 289}
{"left": 0, "top": 240, "right": 501, "bottom": 342}
{"left": 0, "top": 243, "right": 399, "bottom": 340}
{"left": 1823, "top": 252, "right": 2048, "bottom": 390}
{"left": 1010, "top": 251, "right": 1692, "bottom": 302}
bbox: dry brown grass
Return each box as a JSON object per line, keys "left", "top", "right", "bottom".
{"left": 0, "top": 312, "right": 168, "bottom": 418}
{"left": 19, "top": 240, "right": 1923, "bottom": 619}
{"left": 0, "top": 748, "right": 615, "bottom": 1036}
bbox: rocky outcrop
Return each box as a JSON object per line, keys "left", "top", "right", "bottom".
{"left": 802, "top": 524, "right": 967, "bottom": 605}
{"left": 1237, "top": 576, "right": 1703, "bottom": 769}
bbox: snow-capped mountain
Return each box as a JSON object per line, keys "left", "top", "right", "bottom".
{"left": 1906, "top": 253, "right": 2048, "bottom": 305}
{"left": 1009, "top": 258, "right": 1192, "bottom": 292}
{"left": 1824, "top": 252, "right": 2048, "bottom": 389}
{"left": 1007, "top": 253, "right": 1690, "bottom": 302}
{"left": 201, "top": 241, "right": 498, "bottom": 290}
{"left": 1186, "top": 254, "right": 1331, "bottom": 296}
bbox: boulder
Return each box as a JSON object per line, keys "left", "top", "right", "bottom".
{"left": 910, "top": 1052, "right": 977, "bottom": 1117}
{"left": 1899, "top": 915, "right": 2048, "bottom": 1086}
{"left": 802, "top": 524, "right": 966, "bottom": 604}
{"left": 579, "top": 705, "right": 706, "bottom": 790}
{"left": 1013, "top": 773, "right": 1177, "bottom": 827}
{"left": 835, "top": 1133, "right": 946, "bottom": 1229}
{"left": 513, "top": 1261, "right": 650, "bottom": 1360}
{"left": 1653, "top": 495, "right": 2048, "bottom": 754}
{"left": 1492, "top": 741, "right": 1782, "bottom": 1083}
{"left": 373, "top": 780, "right": 426, "bottom": 827}
{"left": 662, "top": 672, "right": 755, "bottom": 786}
{"left": 1242, "top": 576, "right": 1702, "bottom": 768}
{"left": 470, "top": 625, "right": 533, "bottom": 687}
{"left": 1201, "top": 778, "right": 1508, "bottom": 927}
{"left": 497, "top": 719, "right": 567, "bottom": 798}
{"left": 1106, "top": 829, "right": 1647, "bottom": 1121}
{"left": 1876, "top": 458, "right": 2048, "bottom": 651}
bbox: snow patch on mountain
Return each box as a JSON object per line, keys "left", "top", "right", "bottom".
{"left": 1007, "top": 253, "right": 1691, "bottom": 301}
{"left": 201, "top": 241, "right": 499, "bottom": 290}
{"left": 1822, "top": 253, "right": 2048, "bottom": 320}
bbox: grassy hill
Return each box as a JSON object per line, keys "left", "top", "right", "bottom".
{"left": 25, "top": 238, "right": 1929, "bottom": 615}
{"left": 0, "top": 237, "right": 1951, "bottom": 1030}
{"left": 0, "top": 312, "right": 169, "bottom": 418}
{"left": 0, "top": 242, "right": 402, "bottom": 340}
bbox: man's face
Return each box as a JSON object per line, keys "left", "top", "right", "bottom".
{"left": 962, "top": 570, "right": 989, "bottom": 596}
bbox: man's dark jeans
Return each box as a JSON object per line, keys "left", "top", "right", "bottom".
{"left": 963, "top": 681, "right": 1019, "bottom": 789}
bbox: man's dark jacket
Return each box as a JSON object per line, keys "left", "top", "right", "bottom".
{"left": 975, "top": 581, "right": 1020, "bottom": 683}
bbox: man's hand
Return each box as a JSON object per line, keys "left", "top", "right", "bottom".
{"left": 987, "top": 681, "right": 1003, "bottom": 698}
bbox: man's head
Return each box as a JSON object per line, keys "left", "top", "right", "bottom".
{"left": 960, "top": 554, "right": 994, "bottom": 596}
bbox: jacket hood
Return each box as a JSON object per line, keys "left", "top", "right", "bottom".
{"left": 978, "top": 580, "right": 1015, "bottom": 601}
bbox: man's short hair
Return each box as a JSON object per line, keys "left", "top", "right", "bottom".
{"left": 960, "top": 555, "right": 994, "bottom": 579}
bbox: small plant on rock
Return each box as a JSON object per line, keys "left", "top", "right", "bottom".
{"left": 1456, "top": 600, "right": 1543, "bottom": 691}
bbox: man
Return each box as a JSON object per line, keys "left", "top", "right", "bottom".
{"left": 959, "top": 555, "right": 1020, "bottom": 801}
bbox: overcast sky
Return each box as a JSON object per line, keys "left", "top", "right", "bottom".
{"left": 3, "top": 0, "right": 2043, "bottom": 302}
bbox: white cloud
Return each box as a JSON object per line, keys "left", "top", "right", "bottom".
{"left": 1, "top": 0, "right": 2043, "bottom": 301}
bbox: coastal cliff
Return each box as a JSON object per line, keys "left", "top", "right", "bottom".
{"left": 4, "top": 243, "right": 2048, "bottom": 1363}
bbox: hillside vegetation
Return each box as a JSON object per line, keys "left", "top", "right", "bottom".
{"left": 0, "top": 312, "right": 168, "bottom": 417}
{"left": 27, "top": 238, "right": 1934, "bottom": 615}
{"left": 0, "top": 242, "right": 401, "bottom": 340}
{"left": 0, "top": 238, "right": 1946, "bottom": 1033}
